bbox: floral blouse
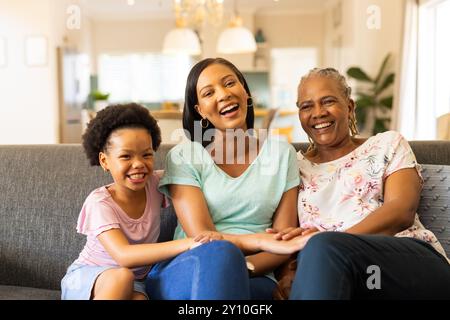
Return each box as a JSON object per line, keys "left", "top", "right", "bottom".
{"left": 297, "top": 131, "right": 448, "bottom": 260}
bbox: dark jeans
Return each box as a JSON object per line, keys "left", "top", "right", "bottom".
{"left": 146, "top": 240, "right": 276, "bottom": 300}
{"left": 290, "top": 232, "right": 450, "bottom": 300}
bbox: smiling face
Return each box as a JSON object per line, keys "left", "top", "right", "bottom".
{"left": 195, "top": 63, "right": 249, "bottom": 132}
{"left": 99, "top": 127, "right": 154, "bottom": 196}
{"left": 297, "top": 76, "right": 355, "bottom": 149}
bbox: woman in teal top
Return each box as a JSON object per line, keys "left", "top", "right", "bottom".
{"left": 161, "top": 135, "right": 299, "bottom": 240}
{"left": 145, "top": 58, "right": 300, "bottom": 300}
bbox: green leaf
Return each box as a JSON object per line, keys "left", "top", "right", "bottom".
{"left": 356, "top": 96, "right": 375, "bottom": 109}
{"left": 374, "top": 53, "right": 391, "bottom": 87}
{"left": 356, "top": 105, "right": 368, "bottom": 131}
{"left": 374, "top": 118, "right": 389, "bottom": 134}
{"left": 347, "top": 67, "right": 373, "bottom": 82}
{"left": 375, "top": 73, "right": 395, "bottom": 95}
{"left": 380, "top": 96, "right": 393, "bottom": 109}
{"left": 91, "top": 90, "right": 110, "bottom": 101}
{"left": 357, "top": 92, "right": 373, "bottom": 100}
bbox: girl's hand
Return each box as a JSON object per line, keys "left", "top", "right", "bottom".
{"left": 189, "top": 240, "right": 204, "bottom": 250}
{"left": 193, "top": 231, "right": 224, "bottom": 244}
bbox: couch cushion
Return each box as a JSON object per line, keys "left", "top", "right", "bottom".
{"left": 0, "top": 285, "right": 60, "bottom": 300}
{"left": 158, "top": 202, "right": 177, "bottom": 243}
{"left": 417, "top": 164, "right": 450, "bottom": 256}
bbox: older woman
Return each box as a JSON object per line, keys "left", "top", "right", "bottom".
{"left": 271, "top": 68, "right": 450, "bottom": 299}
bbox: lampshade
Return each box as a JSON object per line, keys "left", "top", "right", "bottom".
{"left": 217, "top": 26, "right": 257, "bottom": 54}
{"left": 162, "top": 27, "right": 201, "bottom": 55}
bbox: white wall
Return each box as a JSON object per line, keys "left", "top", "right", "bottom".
{"left": 92, "top": 19, "right": 173, "bottom": 56}
{"left": 255, "top": 12, "right": 324, "bottom": 65}
{"left": 0, "top": 0, "right": 94, "bottom": 144}
{"left": 324, "top": 0, "right": 404, "bottom": 78}
{"left": 353, "top": 0, "right": 404, "bottom": 76}
{"left": 0, "top": 0, "right": 59, "bottom": 144}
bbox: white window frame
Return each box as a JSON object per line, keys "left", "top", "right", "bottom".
{"left": 416, "top": 0, "right": 450, "bottom": 139}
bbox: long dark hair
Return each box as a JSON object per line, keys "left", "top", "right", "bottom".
{"left": 182, "top": 57, "right": 255, "bottom": 148}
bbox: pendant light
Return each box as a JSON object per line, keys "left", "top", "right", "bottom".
{"left": 216, "top": 0, "right": 257, "bottom": 54}
{"left": 162, "top": 18, "right": 201, "bottom": 55}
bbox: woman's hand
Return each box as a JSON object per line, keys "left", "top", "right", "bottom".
{"left": 187, "top": 238, "right": 205, "bottom": 250}
{"left": 267, "top": 227, "right": 319, "bottom": 240}
{"left": 258, "top": 229, "right": 321, "bottom": 255}
{"left": 255, "top": 233, "right": 300, "bottom": 255}
{"left": 193, "top": 231, "right": 224, "bottom": 244}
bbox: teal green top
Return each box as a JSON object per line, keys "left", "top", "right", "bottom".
{"left": 159, "top": 137, "right": 300, "bottom": 240}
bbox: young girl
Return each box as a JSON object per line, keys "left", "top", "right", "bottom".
{"left": 61, "top": 103, "right": 202, "bottom": 300}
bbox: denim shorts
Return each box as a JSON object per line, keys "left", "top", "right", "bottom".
{"left": 61, "top": 263, "right": 148, "bottom": 300}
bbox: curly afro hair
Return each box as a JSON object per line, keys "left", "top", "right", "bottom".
{"left": 82, "top": 103, "right": 162, "bottom": 166}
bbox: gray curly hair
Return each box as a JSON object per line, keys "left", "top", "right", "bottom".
{"left": 299, "top": 67, "right": 352, "bottom": 100}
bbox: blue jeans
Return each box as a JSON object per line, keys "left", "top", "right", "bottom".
{"left": 146, "top": 240, "right": 276, "bottom": 300}
{"left": 290, "top": 232, "right": 450, "bottom": 300}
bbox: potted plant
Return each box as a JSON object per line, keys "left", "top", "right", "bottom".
{"left": 346, "top": 53, "right": 395, "bottom": 135}
{"left": 90, "top": 90, "right": 110, "bottom": 111}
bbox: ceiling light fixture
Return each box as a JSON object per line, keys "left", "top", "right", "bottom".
{"left": 162, "top": 19, "right": 202, "bottom": 55}
{"left": 217, "top": 0, "right": 257, "bottom": 54}
{"left": 162, "top": 0, "right": 225, "bottom": 56}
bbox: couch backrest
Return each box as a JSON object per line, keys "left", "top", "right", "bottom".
{"left": 0, "top": 141, "right": 449, "bottom": 290}
{"left": 292, "top": 141, "right": 450, "bottom": 165}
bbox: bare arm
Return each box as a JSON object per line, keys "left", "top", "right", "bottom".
{"left": 243, "top": 187, "right": 299, "bottom": 276}
{"left": 169, "top": 184, "right": 217, "bottom": 235}
{"left": 346, "top": 168, "right": 421, "bottom": 235}
{"left": 98, "top": 229, "right": 196, "bottom": 268}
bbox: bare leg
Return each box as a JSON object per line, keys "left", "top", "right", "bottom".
{"left": 92, "top": 268, "right": 135, "bottom": 300}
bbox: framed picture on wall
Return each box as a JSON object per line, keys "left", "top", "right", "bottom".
{"left": 25, "top": 35, "right": 48, "bottom": 67}
{"left": 0, "top": 37, "right": 6, "bottom": 67}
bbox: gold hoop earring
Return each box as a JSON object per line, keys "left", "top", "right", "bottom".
{"left": 247, "top": 97, "right": 253, "bottom": 108}
{"left": 200, "top": 118, "right": 209, "bottom": 129}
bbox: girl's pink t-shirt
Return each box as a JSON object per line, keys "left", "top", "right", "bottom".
{"left": 74, "top": 173, "right": 167, "bottom": 279}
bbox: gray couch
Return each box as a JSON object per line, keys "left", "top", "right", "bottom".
{"left": 0, "top": 142, "right": 449, "bottom": 300}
